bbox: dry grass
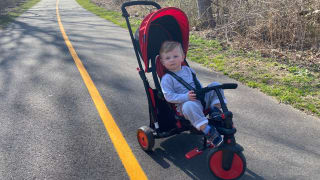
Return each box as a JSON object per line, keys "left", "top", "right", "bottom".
{"left": 88, "top": 0, "right": 320, "bottom": 73}
{"left": 92, "top": 1, "right": 320, "bottom": 45}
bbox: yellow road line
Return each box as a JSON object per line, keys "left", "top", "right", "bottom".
{"left": 55, "top": 0, "right": 148, "bottom": 179}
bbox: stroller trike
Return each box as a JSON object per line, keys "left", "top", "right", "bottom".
{"left": 121, "top": 1, "right": 246, "bottom": 179}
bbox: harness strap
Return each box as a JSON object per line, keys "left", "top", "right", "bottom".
{"left": 166, "top": 71, "right": 206, "bottom": 108}
{"left": 192, "top": 73, "right": 206, "bottom": 108}
{"left": 166, "top": 71, "right": 194, "bottom": 90}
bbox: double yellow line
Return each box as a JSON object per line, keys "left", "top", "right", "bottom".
{"left": 56, "top": 0, "right": 147, "bottom": 179}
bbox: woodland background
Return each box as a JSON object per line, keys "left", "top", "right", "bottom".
{"left": 1, "top": 0, "right": 319, "bottom": 69}
{"left": 92, "top": 0, "right": 320, "bottom": 71}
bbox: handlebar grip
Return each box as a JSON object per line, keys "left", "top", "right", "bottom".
{"left": 202, "top": 83, "right": 238, "bottom": 92}
{"left": 220, "top": 83, "right": 238, "bottom": 89}
{"left": 121, "top": 1, "right": 161, "bottom": 17}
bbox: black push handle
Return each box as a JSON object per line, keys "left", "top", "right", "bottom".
{"left": 121, "top": 1, "right": 161, "bottom": 17}
{"left": 203, "top": 83, "right": 238, "bottom": 92}
{"left": 195, "top": 83, "right": 237, "bottom": 97}
{"left": 221, "top": 83, "right": 238, "bottom": 89}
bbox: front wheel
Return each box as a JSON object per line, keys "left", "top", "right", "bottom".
{"left": 207, "top": 148, "right": 246, "bottom": 180}
{"left": 137, "top": 126, "right": 154, "bottom": 152}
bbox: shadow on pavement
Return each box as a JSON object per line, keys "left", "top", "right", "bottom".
{"left": 146, "top": 133, "right": 264, "bottom": 180}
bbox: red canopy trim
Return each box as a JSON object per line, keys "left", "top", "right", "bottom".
{"left": 139, "top": 7, "right": 189, "bottom": 72}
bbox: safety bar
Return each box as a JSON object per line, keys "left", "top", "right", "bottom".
{"left": 197, "top": 83, "right": 237, "bottom": 113}
{"left": 203, "top": 83, "right": 238, "bottom": 91}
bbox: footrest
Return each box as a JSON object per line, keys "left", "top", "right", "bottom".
{"left": 217, "top": 127, "right": 236, "bottom": 135}
{"left": 185, "top": 148, "right": 203, "bottom": 159}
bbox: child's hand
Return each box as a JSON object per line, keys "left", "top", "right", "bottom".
{"left": 188, "top": 90, "right": 197, "bottom": 101}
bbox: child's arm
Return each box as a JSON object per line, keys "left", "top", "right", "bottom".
{"left": 161, "top": 84, "right": 189, "bottom": 103}
{"left": 161, "top": 76, "right": 190, "bottom": 103}
{"left": 188, "top": 90, "right": 197, "bottom": 101}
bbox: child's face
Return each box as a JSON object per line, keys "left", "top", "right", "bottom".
{"left": 160, "top": 46, "right": 185, "bottom": 72}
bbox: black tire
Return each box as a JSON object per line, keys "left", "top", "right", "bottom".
{"left": 137, "top": 126, "right": 155, "bottom": 152}
{"left": 207, "top": 148, "right": 246, "bottom": 180}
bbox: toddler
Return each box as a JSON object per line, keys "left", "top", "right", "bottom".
{"left": 159, "top": 41, "right": 226, "bottom": 147}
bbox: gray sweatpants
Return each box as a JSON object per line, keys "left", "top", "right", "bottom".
{"left": 180, "top": 82, "right": 227, "bottom": 130}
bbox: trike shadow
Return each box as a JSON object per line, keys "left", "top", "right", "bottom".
{"left": 147, "top": 133, "right": 264, "bottom": 180}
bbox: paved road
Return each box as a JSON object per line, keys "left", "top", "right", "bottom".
{"left": 0, "top": 0, "right": 319, "bottom": 179}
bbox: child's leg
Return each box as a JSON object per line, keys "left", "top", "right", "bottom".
{"left": 182, "top": 100, "right": 223, "bottom": 147}
{"left": 203, "top": 82, "right": 225, "bottom": 146}
{"left": 205, "top": 82, "right": 227, "bottom": 111}
{"left": 181, "top": 100, "right": 207, "bottom": 130}
{"left": 200, "top": 120, "right": 223, "bottom": 147}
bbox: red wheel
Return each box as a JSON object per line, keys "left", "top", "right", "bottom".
{"left": 208, "top": 149, "right": 246, "bottom": 180}
{"left": 137, "top": 126, "right": 154, "bottom": 152}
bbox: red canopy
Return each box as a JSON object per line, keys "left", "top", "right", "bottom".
{"left": 139, "top": 7, "right": 189, "bottom": 72}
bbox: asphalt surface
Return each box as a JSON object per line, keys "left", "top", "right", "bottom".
{"left": 0, "top": 0, "right": 319, "bottom": 179}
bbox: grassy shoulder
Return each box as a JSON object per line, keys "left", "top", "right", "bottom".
{"left": 188, "top": 36, "right": 320, "bottom": 117}
{"left": 0, "top": 0, "right": 41, "bottom": 29}
{"left": 76, "top": 0, "right": 320, "bottom": 117}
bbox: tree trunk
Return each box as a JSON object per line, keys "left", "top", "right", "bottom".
{"left": 196, "top": 0, "right": 216, "bottom": 28}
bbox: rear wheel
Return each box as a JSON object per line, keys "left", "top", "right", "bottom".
{"left": 137, "top": 126, "right": 154, "bottom": 152}
{"left": 207, "top": 148, "right": 246, "bottom": 180}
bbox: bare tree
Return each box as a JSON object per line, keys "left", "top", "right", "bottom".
{"left": 196, "top": 0, "right": 216, "bottom": 28}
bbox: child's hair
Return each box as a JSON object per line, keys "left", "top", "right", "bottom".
{"left": 159, "top": 41, "right": 184, "bottom": 57}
